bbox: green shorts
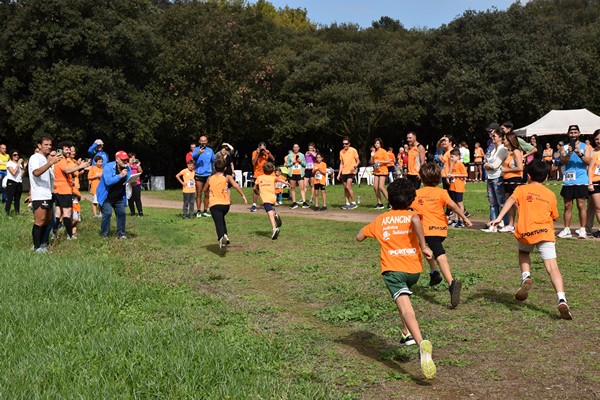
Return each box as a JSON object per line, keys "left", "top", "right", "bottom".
{"left": 382, "top": 271, "right": 421, "bottom": 300}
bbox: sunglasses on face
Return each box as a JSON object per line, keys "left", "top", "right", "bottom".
{"left": 12, "top": 153, "right": 18, "bottom": 157}
{"left": 342, "top": 143, "right": 349, "bottom": 145}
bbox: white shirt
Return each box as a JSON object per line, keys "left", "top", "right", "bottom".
{"left": 6, "top": 160, "right": 23, "bottom": 183}
{"left": 28, "top": 153, "right": 53, "bottom": 200}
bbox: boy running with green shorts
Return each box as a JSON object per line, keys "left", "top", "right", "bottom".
{"left": 356, "top": 178, "right": 437, "bottom": 379}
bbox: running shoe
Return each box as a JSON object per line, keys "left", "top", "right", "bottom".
{"left": 250, "top": 205, "right": 257, "bottom": 212}
{"left": 429, "top": 270, "right": 443, "bottom": 286}
{"left": 454, "top": 221, "right": 464, "bottom": 228}
{"left": 558, "top": 300, "right": 573, "bottom": 320}
{"left": 196, "top": 211, "right": 202, "bottom": 218}
{"left": 302, "top": 202, "right": 310, "bottom": 208}
{"left": 320, "top": 206, "right": 327, "bottom": 211}
{"left": 592, "top": 230, "right": 600, "bottom": 239}
{"left": 499, "top": 225, "right": 515, "bottom": 233}
{"left": 274, "top": 213, "right": 282, "bottom": 228}
{"left": 464, "top": 210, "right": 471, "bottom": 218}
{"left": 290, "top": 202, "right": 299, "bottom": 209}
{"left": 400, "top": 333, "right": 416, "bottom": 346}
{"left": 309, "top": 198, "right": 314, "bottom": 203}
{"left": 313, "top": 206, "right": 320, "bottom": 212}
{"left": 515, "top": 277, "right": 533, "bottom": 301}
{"left": 557, "top": 227, "right": 572, "bottom": 238}
{"left": 419, "top": 340, "right": 437, "bottom": 380}
{"left": 575, "top": 227, "right": 587, "bottom": 239}
{"left": 449, "top": 279, "right": 462, "bottom": 308}
{"left": 202, "top": 211, "right": 211, "bottom": 217}
{"left": 35, "top": 247, "right": 48, "bottom": 254}
{"left": 271, "top": 227, "right": 280, "bottom": 240}
{"left": 219, "top": 237, "right": 226, "bottom": 255}
{"left": 448, "top": 220, "right": 458, "bottom": 228}
{"left": 118, "top": 235, "right": 128, "bottom": 240}
{"left": 374, "top": 203, "right": 385, "bottom": 209}
{"left": 223, "top": 233, "right": 230, "bottom": 245}
{"left": 340, "top": 204, "right": 350, "bottom": 210}
{"left": 348, "top": 202, "right": 358, "bottom": 209}
{"left": 480, "top": 226, "right": 497, "bottom": 233}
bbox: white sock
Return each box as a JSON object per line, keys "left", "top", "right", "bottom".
{"left": 522, "top": 271, "right": 531, "bottom": 280}
{"left": 253, "top": 203, "right": 256, "bottom": 206}
{"left": 557, "top": 292, "right": 566, "bottom": 302}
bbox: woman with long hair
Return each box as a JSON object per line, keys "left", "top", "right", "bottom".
{"left": 500, "top": 132, "right": 524, "bottom": 233}
{"left": 5, "top": 149, "right": 26, "bottom": 215}
{"left": 370, "top": 138, "right": 391, "bottom": 209}
{"left": 587, "top": 129, "right": 600, "bottom": 238}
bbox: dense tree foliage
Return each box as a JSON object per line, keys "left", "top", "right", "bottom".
{"left": 2, "top": 0, "right": 600, "bottom": 179}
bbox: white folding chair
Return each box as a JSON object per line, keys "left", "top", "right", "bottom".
{"left": 234, "top": 170, "right": 243, "bottom": 187}
{"left": 242, "top": 172, "right": 254, "bottom": 187}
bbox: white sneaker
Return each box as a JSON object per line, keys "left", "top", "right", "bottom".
{"left": 419, "top": 340, "right": 436, "bottom": 380}
{"left": 575, "top": 227, "right": 587, "bottom": 239}
{"left": 480, "top": 226, "right": 497, "bottom": 233}
{"left": 557, "top": 227, "right": 572, "bottom": 239}
{"left": 499, "top": 220, "right": 505, "bottom": 228}
{"left": 499, "top": 225, "right": 514, "bottom": 233}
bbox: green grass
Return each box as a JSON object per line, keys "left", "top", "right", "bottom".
{"left": 0, "top": 203, "right": 598, "bottom": 398}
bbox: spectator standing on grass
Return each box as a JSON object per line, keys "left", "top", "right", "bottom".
{"left": 192, "top": 135, "right": 214, "bottom": 218}
{"left": 88, "top": 156, "right": 104, "bottom": 218}
{"left": 88, "top": 139, "right": 108, "bottom": 166}
{"left": 29, "top": 137, "right": 61, "bottom": 253}
{"left": 355, "top": 178, "right": 436, "bottom": 380}
{"left": 370, "top": 138, "right": 392, "bottom": 209}
{"left": 176, "top": 160, "right": 196, "bottom": 219}
{"left": 459, "top": 141, "right": 470, "bottom": 164}
{"left": 250, "top": 141, "right": 274, "bottom": 212}
{"left": 552, "top": 142, "right": 564, "bottom": 180}
{"left": 0, "top": 144, "right": 9, "bottom": 203}
{"left": 285, "top": 143, "right": 308, "bottom": 209}
{"left": 491, "top": 160, "right": 573, "bottom": 320}
{"left": 216, "top": 145, "right": 235, "bottom": 177}
{"left": 312, "top": 153, "right": 328, "bottom": 211}
{"left": 447, "top": 149, "right": 468, "bottom": 228}
{"left": 127, "top": 153, "right": 143, "bottom": 217}
{"left": 500, "top": 132, "right": 524, "bottom": 234}
{"left": 557, "top": 124, "right": 591, "bottom": 239}
{"left": 304, "top": 143, "right": 317, "bottom": 204}
{"left": 481, "top": 129, "right": 509, "bottom": 232}
{"left": 406, "top": 132, "right": 427, "bottom": 189}
{"left": 5, "top": 149, "right": 26, "bottom": 216}
{"left": 473, "top": 142, "right": 485, "bottom": 181}
{"left": 587, "top": 129, "right": 600, "bottom": 238}
{"left": 186, "top": 143, "right": 196, "bottom": 164}
{"left": 387, "top": 146, "right": 397, "bottom": 181}
{"left": 543, "top": 142, "right": 554, "bottom": 178}
{"left": 338, "top": 137, "right": 359, "bottom": 210}
{"left": 97, "top": 151, "right": 131, "bottom": 239}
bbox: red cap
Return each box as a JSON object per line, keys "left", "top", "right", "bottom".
{"left": 115, "top": 151, "right": 129, "bottom": 161}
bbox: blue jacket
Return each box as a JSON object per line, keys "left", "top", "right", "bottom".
{"left": 96, "top": 161, "right": 131, "bottom": 206}
{"left": 192, "top": 146, "right": 215, "bottom": 176}
{"left": 88, "top": 142, "right": 109, "bottom": 166}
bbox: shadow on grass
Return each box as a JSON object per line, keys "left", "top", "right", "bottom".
{"left": 253, "top": 230, "right": 272, "bottom": 238}
{"left": 336, "top": 331, "right": 433, "bottom": 386}
{"left": 467, "top": 288, "right": 559, "bottom": 319}
{"left": 205, "top": 243, "right": 225, "bottom": 257}
{"left": 413, "top": 286, "right": 448, "bottom": 308}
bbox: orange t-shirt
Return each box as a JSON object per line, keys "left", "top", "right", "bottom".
{"left": 410, "top": 186, "right": 452, "bottom": 237}
{"left": 361, "top": 209, "right": 423, "bottom": 274}
{"left": 387, "top": 151, "right": 395, "bottom": 166}
{"left": 179, "top": 168, "right": 196, "bottom": 194}
{"left": 474, "top": 147, "right": 485, "bottom": 163}
{"left": 312, "top": 161, "right": 327, "bottom": 186}
{"left": 373, "top": 148, "right": 389, "bottom": 175}
{"left": 53, "top": 158, "right": 73, "bottom": 195}
{"left": 511, "top": 183, "right": 558, "bottom": 244}
{"left": 339, "top": 147, "right": 359, "bottom": 174}
{"left": 274, "top": 174, "right": 286, "bottom": 194}
{"left": 208, "top": 174, "right": 230, "bottom": 207}
{"left": 88, "top": 165, "right": 103, "bottom": 194}
{"left": 252, "top": 150, "right": 271, "bottom": 177}
{"left": 407, "top": 145, "right": 421, "bottom": 176}
{"left": 442, "top": 150, "right": 452, "bottom": 177}
{"left": 255, "top": 173, "right": 277, "bottom": 204}
{"left": 503, "top": 151, "right": 523, "bottom": 179}
{"left": 449, "top": 162, "right": 467, "bottom": 193}
{"left": 590, "top": 151, "right": 600, "bottom": 183}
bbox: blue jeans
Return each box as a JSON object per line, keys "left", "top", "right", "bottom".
{"left": 487, "top": 177, "right": 509, "bottom": 224}
{"left": 0, "top": 170, "right": 7, "bottom": 202}
{"left": 101, "top": 200, "right": 126, "bottom": 237}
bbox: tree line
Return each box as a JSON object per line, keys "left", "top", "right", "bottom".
{"left": 1, "top": 0, "right": 600, "bottom": 183}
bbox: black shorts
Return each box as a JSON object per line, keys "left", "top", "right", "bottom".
{"left": 589, "top": 183, "right": 600, "bottom": 195}
{"left": 340, "top": 173, "right": 355, "bottom": 182}
{"left": 560, "top": 185, "right": 589, "bottom": 200}
{"left": 54, "top": 194, "right": 73, "bottom": 208}
{"left": 407, "top": 174, "right": 421, "bottom": 189}
{"left": 425, "top": 236, "right": 446, "bottom": 259}
{"left": 314, "top": 184, "right": 326, "bottom": 191}
{"left": 503, "top": 177, "right": 522, "bottom": 196}
{"left": 263, "top": 203, "right": 274, "bottom": 212}
{"left": 194, "top": 174, "right": 209, "bottom": 183}
{"left": 448, "top": 190, "right": 463, "bottom": 203}
{"left": 289, "top": 175, "right": 302, "bottom": 182}
{"left": 304, "top": 169, "right": 313, "bottom": 178}
{"left": 32, "top": 199, "right": 53, "bottom": 211}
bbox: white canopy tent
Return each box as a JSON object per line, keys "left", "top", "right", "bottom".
{"left": 514, "top": 109, "right": 600, "bottom": 137}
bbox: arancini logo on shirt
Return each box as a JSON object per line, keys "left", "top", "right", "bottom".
{"left": 382, "top": 215, "right": 412, "bottom": 225}
{"left": 418, "top": 198, "right": 424, "bottom": 205}
{"left": 527, "top": 194, "right": 533, "bottom": 202}
{"left": 387, "top": 248, "right": 417, "bottom": 256}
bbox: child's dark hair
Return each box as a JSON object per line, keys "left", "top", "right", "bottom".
{"left": 387, "top": 178, "right": 416, "bottom": 210}
{"left": 262, "top": 162, "right": 275, "bottom": 174}
{"left": 94, "top": 155, "right": 103, "bottom": 162}
{"left": 526, "top": 159, "right": 548, "bottom": 183}
{"left": 214, "top": 158, "right": 226, "bottom": 172}
{"left": 275, "top": 167, "right": 282, "bottom": 173}
{"left": 419, "top": 162, "right": 441, "bottom": 187}
{"left": 450, "top": 148, "right": 460, "bottom": 157}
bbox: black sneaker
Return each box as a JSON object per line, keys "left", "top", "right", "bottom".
{"left": 290, "top": 202, "right": 299, "bottom": 209}
{"left": 274, "top": 213, "right": 282, "bottom": 227}
{"left": 250, "top": 205, "right": 257, "bottom": 212}
{"left": 558, "top": 300, "right": 573, "bottom": 320}
{"left": 464, "top": 210, "right": 471, "bottom": 218}
{"left": 314, "top": 206, "right": 320, "bottom": 212}
{"left": 592, "top": 230, "right": 600, "bottom": 239}
{"left": 301, "top": 202, "right": 310, "bottom": 209}
{"left": 320, "top": 206, "right": 327, "bottom": 211}
{"left": 454, "top": 221, "right": 464, "bottom": 228}
{"left": 429, "top": 270, "right": 443, "bottom": 286}
{"left": 400, "top": 333, "right": 416, "bottom": 346}
{"left": 374, "top": 203, "right": 385, "bottom": 209}
{"left": 449, "top": 279, "right": 462, "bottom": 308}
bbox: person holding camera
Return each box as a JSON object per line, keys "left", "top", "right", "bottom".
{"left": 192, "top": 135, "right": 215, "bottom": 217}
{"left": 285, "top": 144, "right": 308, "bottom": 209}
{"left": 128, "top": 152, "right": 143, "bottom": 217}
{"left": 5, "top": 149, "right": 27, "bottom": 216}
{"left": 88, "top": 139, "right": 109, "bottom": 166}
{"left": 250, "top": 141, "right": 274, "bottom": 212}
{"left": 557, "top": 124, "right": 592, "bottom": 239}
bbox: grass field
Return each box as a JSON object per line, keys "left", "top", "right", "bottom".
{"left": 0, "top": 190, "right": 598, "bottom": 398}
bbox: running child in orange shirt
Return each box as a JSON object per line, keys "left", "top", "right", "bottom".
{"left": 206, "top": 158, "right": 247, "bottom": 254}
{"left": 312, "top": 153, "right": 328, "bottom": 211}
{"left": 491, "top": 160, "right": 572, "bottom": 319}
{"left": 447, "top": 149, "right": 468, "bottom": 228}
{"left": 254, "top": 162, "right": 286, "bottom": 240}
{"left": 410, "top": 162, "right": 472, "bottom": 308}
{"left": 356, "top": 178, "right": 437, "bottom": 380}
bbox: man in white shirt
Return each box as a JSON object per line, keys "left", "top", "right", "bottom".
{"left": 28, "top": 136, "right": 62, "bottom": 253}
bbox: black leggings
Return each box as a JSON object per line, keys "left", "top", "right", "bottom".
{"left": 210, "top": 204, "right": 230, "bottom": 240}
{"left": 5, "top": 180, "right": 22, "bottom": 214}
{"left": 128, "top": 185, "right": 143, "bottom": 215}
